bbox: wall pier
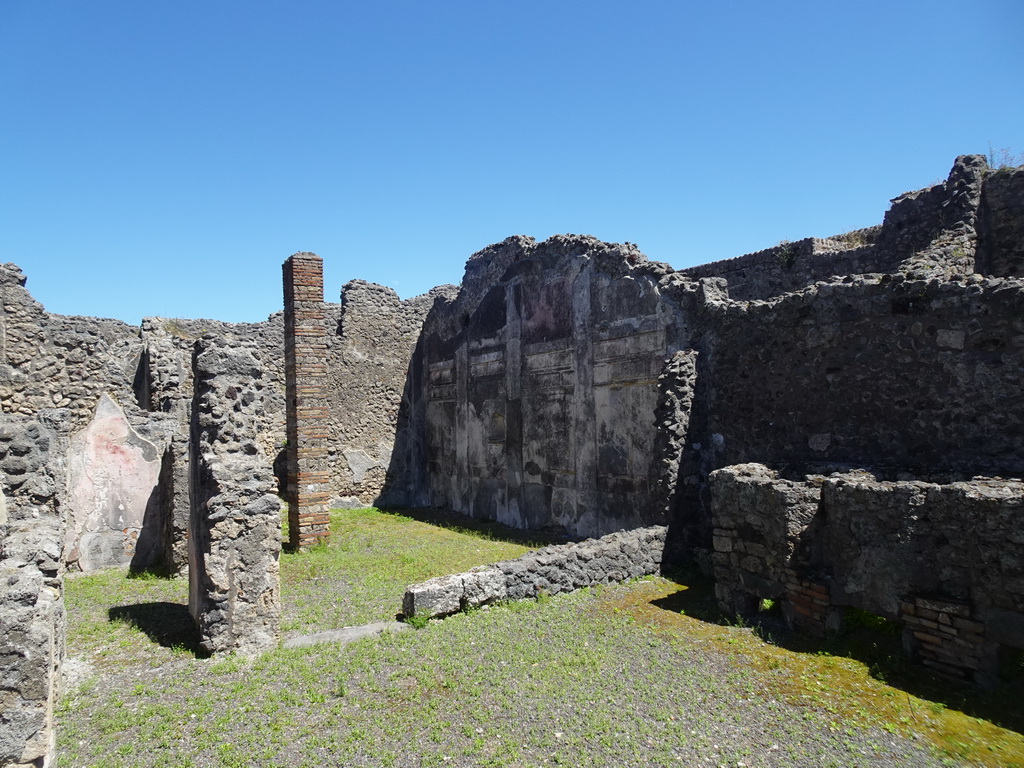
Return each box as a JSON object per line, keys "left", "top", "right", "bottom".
{"left": 283, "top": 253, "right": 331, "bottom": 549}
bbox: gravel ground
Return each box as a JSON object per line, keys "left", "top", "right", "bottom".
{"left": 56, "top": 583, "right": 962, "bottom": 768}
{"left": 54, "top": 510, "right": 1019, "bottom": 767}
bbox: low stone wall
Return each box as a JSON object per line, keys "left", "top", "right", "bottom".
{"left": 0, "top": 416, "right": 65, "bottom": 768}
{"left": 403, "top": 525, "right": 667, "bottom": 619}
{"left": 709, "top": 463, "right": 822, "bottom": 615}
{"left": 709, "top": 463, "right": 1024, "bottom": 685}
{"left": 188, "top": 336, "right": 281, "bottom": 655}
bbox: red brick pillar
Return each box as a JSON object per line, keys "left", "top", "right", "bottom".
{"left": 283, "top": 252, "right": 331, "bottom": 550}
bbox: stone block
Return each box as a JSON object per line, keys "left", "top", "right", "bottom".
{"left": 461, "top": 566, "right": 507, "bottom": 609}
{"left": 403, "top": 526, "right": 666, "bottom": 619}
{"left": 403, "top": 574, "right": 463, "bottom": 619}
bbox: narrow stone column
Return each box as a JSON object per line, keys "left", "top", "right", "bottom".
{"left": 188, "top": 336, "right": 281, "bottom": 654}
{"left": 282, "top": 252, "right": 331, "bottom": 549}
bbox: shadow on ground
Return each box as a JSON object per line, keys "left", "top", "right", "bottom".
{"left": 649, "top": 570, "right": 1024, "bottom": 738}
{"left": 108, "top": 602, "right": 207, "bottom": 658}
{"left": 379, "top": 506, "right": 571, "bottom": 548}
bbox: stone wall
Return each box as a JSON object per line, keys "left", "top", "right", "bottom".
{"left": 187, "top": 336, "right": 281, "bottom": 655}
{"left": 385, "top": 235, "right": 692, "bottom": 538}
{"left": 979, "top": 165, "right": 1024, "bottom": 277}
{"left": 403, "top": 525, "right": 667, "bottom": 619}
{"left": 323, "top": 280, "right": 453, "bottom": 508}
{"left": 709, "top": 464, "right": 1024, "bottom": 685}
{"left": 677, "top": 155, "right": 990, "bottom": 299}
{"left": 1, "top": 264, "right": 183, "bottom": 574}
{"left": 136, "top": 314, "right": 284, "bottom": 572}
{"left": 696, "top": 273, "right": 1024, "bottom": 483}
{"left": 1, "top": 263, "right": 141, "bottom": 428}
{"left": 0, "top": 415, "right": 65, "bottom": 768}
{"left": 137, "top": 314, "right": 285, "bottom": 451}
{"left": 677, "top": 235, "right": 881, "bottom": 302}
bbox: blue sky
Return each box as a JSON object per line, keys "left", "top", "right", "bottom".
{"left": 1, "top": 1, "right": 1021, "bottom": 324}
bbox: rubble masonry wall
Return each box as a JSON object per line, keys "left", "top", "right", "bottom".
{"left": 187, "top": 336, "right": 281, "bottom": 655}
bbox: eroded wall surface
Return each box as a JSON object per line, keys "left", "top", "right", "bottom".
{"left": 188, "top": 335, "right": 281, "bottom": 655}
{"left": 0, "top": 415, "right": 65, "bottom": 768}
{"left": 710, "top": 464, "right": 1024, "bottom": 685}
{"left": 383, "top": 235, "right": 693, "bottom": 538}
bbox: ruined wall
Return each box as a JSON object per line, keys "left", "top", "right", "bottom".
{"left": 979, "top": 165, "right": 1024, "bottom": 277}
{"left": 2, "top": 261, "right": 288, "bottom": 575}
{"left": 137, "top": 314, "right": 285, "bottom": 450}
{"left": 0, "top": 415, "right": 65, "bottom": 768}
{"left": 188, "top": 335, "right": 281, "bottom": 655}
{"left": 677, "top": 235, "right": 881, "bottom": 301}
{"left": 697, "top": 273, "right": 1024, "bottom": 482}
{"left": 137, "top": 314, "right": 284, "bottom": 571}
{"left": 324, "top": 280, "right": 453, "bottom": 508}
{"left": 823, "top": 477, "right": 1024, "bottom": 622}
{"left": 1, "top": 264, "right": 142, "bottom": 427}
{"left": 709, "top": 464, "right": 1024, "bottom": 684}
{"left": 382, "top": 156, "right": 1023, "bottom": 546}
{"left": 385, "top": 235, "right": 693, "bottom": 538}
{"left": 0, "top": 264, "right": 186, "bottom": 574}
{"left": 709, "top": 463, "right": 821, "bottom": 612}
{"left": 678, "top": 155, "right": 989, "bottom": 300}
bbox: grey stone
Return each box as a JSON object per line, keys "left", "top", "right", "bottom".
{"left": 188, "top": 336, "right": 281, "bottom": 656}
{"left": 283, "top": 621, "right": 411, "bottom": 648}
{"left": 402, "top": 574, "right": 464, "bottom": 618}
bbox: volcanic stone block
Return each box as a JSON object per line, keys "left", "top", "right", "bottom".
{"left": 189, "top": 337, "right": 281, "bottom": 655}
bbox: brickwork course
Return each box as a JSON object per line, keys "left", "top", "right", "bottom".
{"left": 282, "top": 252, "right": 331, "bottom": 549}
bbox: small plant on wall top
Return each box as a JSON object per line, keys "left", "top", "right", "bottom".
{"left": 775, "top": 240, "right": 796, "bottom": 269}
{"left": 987, "top": 145, "right": 1024, "bottom": 171}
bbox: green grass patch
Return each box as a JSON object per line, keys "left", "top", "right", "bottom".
{"left": 56, "top": 509, "right": 1024, "bottom": 768}
{"left": 280, "top": 508, "right": 540, "bottom": 634}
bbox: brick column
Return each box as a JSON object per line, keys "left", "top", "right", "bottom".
{"left": 283, "top": 252, "right": 331, "bottom": 550}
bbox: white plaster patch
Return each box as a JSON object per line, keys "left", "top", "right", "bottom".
{"left": 343, "top": 448, "right": 382, "bottom": 483}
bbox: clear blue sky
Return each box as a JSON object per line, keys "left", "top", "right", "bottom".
{"left": 2, "top": 1, "right": 1021, "bottom": 324}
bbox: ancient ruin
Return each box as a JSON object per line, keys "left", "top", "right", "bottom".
{"left": 1, "top": 154, "right": 1023, "bottom": 765}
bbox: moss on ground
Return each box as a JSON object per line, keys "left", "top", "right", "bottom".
{"left": 600, "top": 576, "right": 1024, "bottom": 768}
{"left": 57, "top": 509, "right": 1023, "bottom": 767}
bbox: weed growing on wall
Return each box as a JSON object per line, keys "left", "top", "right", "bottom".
{"left": 987, "top": 145, "right": 1024, "bottom": 170}
{"left": 775, "top": 240, "right": 796, "bottom": 268}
